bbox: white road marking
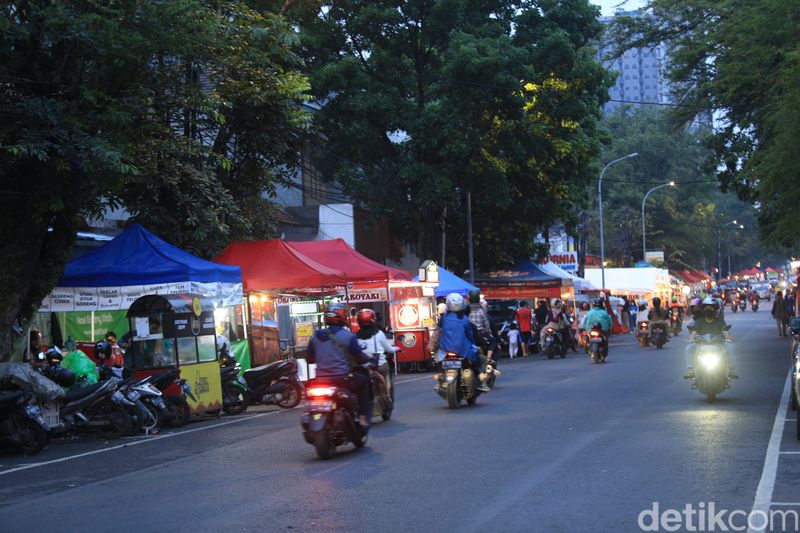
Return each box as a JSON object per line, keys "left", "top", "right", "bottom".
{"left": 770, "top": 502, "right": 800, "bottom": 507}
{"left": 0, "top": 410, "right": 289, "bottom": 477}
{"left": 747, "top": 370, "right": 791, "bottom": 533}
{"left": 778, "top": 451, "right": 800, "bottom": 455}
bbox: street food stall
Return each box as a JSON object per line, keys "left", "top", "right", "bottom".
{"left": 475, "top": 258, "right": 567, "bottom": 303}
{"left": 127, "top": 294, "right": 222, "bottom": 413}
{"left": 35, "top": 224, "right": 244, "bottom": 367}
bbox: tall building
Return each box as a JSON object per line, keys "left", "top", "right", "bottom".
{"left": 597, "top": 12, "right": 672, "bottom": 115}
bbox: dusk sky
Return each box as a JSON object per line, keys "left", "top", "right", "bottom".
{"left": 591, "top": 0, "right": 648, "bottom": 16}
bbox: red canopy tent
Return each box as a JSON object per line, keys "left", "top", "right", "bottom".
{"left": 765, "top": 267, "right": 778, "bottom": 273}
{"left": 287, "top": 239, "right": 411, "bottom": 283}
{"left": 214, "top": 239, "right": 346, "bottom": 291}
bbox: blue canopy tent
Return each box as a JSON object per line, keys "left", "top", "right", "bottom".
{"left": 413, "top": 267, "right": 477, "bottom": 297}
{"left": 474, "top": 258, "right": 564, "bottom": 299}
{"left": 39, "top": 224, "right": 243, "bottom": 312}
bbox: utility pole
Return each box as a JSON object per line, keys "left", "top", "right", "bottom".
{"left": 440, "top": 206, "right": 447, "bottom": 269}
{"left": 466, "top": 191, "right": 475, "bottom": 284}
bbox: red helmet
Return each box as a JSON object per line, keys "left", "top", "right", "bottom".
{"left": 356, "top": 308, "right": 377, "bottom": 328}
{"left": 324, "top": 302, "right": 347, "bottom": 326}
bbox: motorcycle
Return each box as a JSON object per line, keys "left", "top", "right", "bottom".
{"left": 751, "top": 299, "right": 759, "bottom": 312}
{"left": 651, "top": 322, "right": 667, "bottom": 349}
{"left": 370, "top": 365, "right": 393, "bottom": 421}
{"left": 301, "top": 378, "right": 368, "bottom": 459}
{"left": 670, "top": 313, "right": 682, "bottom": 336}
{"left": 0, "top": 388, "right": 49, "bottom": 455}
{"left": 40, "top": 378, "right": 134, "bottom": 439}
{"left": 730, "top": 298, "right": 739, "bottom": 313}
{"left": 118, "top": 377, "right": 163, "bottom": 434}
{"left": 587, "top": 324, "right": 607, "bottom": 364}
{"left": 738, "top": 298, "right": 746, "bottom": 312}
{"left": 142, "top": 369, "right": 196, "bottom": 427}
{"left": 637, "top": 321, "right": 650, "bottom": 347}
{"left": 434, "top": 352, "right": 482, "bottom": 408}
{"left": 219, "top": 353, "right": 303, "bottom": 415}
{"left": 542, "top": 326, "right": 567, "bottom": 359}
{"left": 689, "top": 327, "right": 733, "bottom": 403}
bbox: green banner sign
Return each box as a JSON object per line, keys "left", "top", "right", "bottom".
{"left": 60, "top": 311, "right": 129, "bottom": 342}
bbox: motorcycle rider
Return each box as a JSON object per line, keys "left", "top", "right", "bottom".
{"left": 648, "top": 297, "right": 671, "bottom": 340}
{"left": 355, "top": 309, "right": 398, "bottom": 400}
{"left": 685, "top": 296, "right": 737, "bottom": 379}
{"left": 636, "top": 299, "right": 649, "bottom": 332}
{"left": 467, "top": 290, "right": 495, "bottom": 362}
{"left": 584, "top": 298, "right": 613, "bottom": 342}
{"left": 669, "top": 296, "right": 684, "bottom": 327}
{"left": 306, "top": 303, "right": 374, "bottom": 429}
{"left": 437, "top": 293, "right": 489, "bottom": 393}
{"left": 544, "top": 300, "right": 571, "bottom": 352}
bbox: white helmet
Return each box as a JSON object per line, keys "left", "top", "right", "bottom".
{"left": 701, "top": 296, "right": 719, "bottom": 309}
{"left": 445, "top": 293, "right": 465, "bottom": 312}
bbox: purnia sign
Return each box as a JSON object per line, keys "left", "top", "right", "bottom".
{"left": 548, "top": 252, "right": 579, "bottom": 275}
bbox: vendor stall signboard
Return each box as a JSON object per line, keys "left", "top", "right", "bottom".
{"left": 347, "top": 288, "right": 388, "bottom": 303}
{"left": 294, "top": 321, "right": 315, "bottom": 349}
{"left": 548, "top": 252, "right": 579, "bottom": 275}
{"left": 395, "top": 303, "right": 421, "bottom": 329}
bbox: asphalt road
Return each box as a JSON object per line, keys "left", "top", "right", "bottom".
{"left": 1, "top": 309, "right": 796, "bottom": 533}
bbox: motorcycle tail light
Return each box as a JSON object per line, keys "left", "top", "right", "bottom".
{"left": 308, "top": 387, "right": 335, "bottom": 398}
{"left": 590, "top": 331, "right": 601, "bottom": 337}
{"left": 546, "top": 327, "right": 554, "bottom": 333}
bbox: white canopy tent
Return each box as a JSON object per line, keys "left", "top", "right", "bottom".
{"left": 583, "top": 267, "right": 671, "bottom": 297}
{"left": 537, "top": 261, "right": 597, "bottom": 292}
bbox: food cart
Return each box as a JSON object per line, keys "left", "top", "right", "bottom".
{"left": 126, "top": 294, "right": 222, "bottom": 413}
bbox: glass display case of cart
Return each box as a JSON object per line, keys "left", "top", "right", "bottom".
{"left": 126, "top": 294, "right": 222, "bottom": 413}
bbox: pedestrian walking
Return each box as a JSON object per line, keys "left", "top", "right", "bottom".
{"left": 772, "top": 290, "right": 787, "bottom": 337}
{"left": 628, "top": 299, "right": 638, "bottom": 334}
{"left": 508, "top": 322, "right": 520, "bottom": 358}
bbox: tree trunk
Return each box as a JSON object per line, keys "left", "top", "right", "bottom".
{"left": 0, "top": 203, "right": 79, "bottom": 361}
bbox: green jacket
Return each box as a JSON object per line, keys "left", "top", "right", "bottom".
{"left": 584, "top": 308, "right": 613, "bottom": 333}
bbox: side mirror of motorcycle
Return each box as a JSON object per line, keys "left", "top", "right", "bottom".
{"left": 724, "top": 325, "right": 732, "bottom": 331}
{"left": 687, "top": 324, "right": 696, "bottom": 331}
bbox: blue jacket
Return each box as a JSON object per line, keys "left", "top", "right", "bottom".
{"left": 439, "top": 312, "right": 479, "bottom": 361}
{"left": 306, "top": 326, "right": 371, "bottom": 379}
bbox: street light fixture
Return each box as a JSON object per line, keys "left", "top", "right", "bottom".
{"left": 641, "top": 181, "right": 676, "bottom": 261}
{"left": 599, "top": 152, "right": 639, "bottom": 289}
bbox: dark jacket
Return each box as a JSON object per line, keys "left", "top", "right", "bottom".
{"left": 306, "top": 326, "right": 371, "bottom": 379}
{"left": 439, "top": 312, "right": 478, "bottom": 361}
{"left": 772, "top": 296, "right": 786, "bottom": 319}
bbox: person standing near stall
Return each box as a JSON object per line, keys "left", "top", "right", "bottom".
{"left": 515, "top": 301, "right": 533, "bottom": 357}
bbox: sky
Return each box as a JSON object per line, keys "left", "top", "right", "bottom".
{"left": 591, "top": 0, "right": 648, "bottom": 16}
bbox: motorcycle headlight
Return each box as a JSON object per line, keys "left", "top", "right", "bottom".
{"left": 698, "top": 351, "right": 721, "bottom": 369}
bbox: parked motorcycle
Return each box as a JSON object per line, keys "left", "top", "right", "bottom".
{"left": 301, "top": 380, "right": 368, "bottom": 459}
{"left": 651, "top": 322, "right": 667, "bottom": 349}
{"left": 434, "top": 352, "right": 482, "bottom": 408}
{"left": 219, "top": 353, "right": 303, "bottom": 415}
{"left": 143, "top": 369, "right": 195, "bottom": 427}
{"left": 41, "top": 378, "right": 134, "bottom": 439}
{"left": 689, "top": 327, "right": 733, "bottom": 403}
{"left": 587, "top": 324, "right": 607, "bottom": 364}
{"left": 637, "top": 321, "right": 650, "bottom": 347}
{"left": 0, "top": 388, "right": 49, "bottom": 454}
{"left": 118, "top": 377, "right": 163, "bottom": 434}
{"left": 543, "top": 326, "right": 567, "bottom": 359}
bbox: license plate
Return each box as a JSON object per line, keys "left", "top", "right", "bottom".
{"left": 308, "top": 400, "right": 333, "bottom": 411}
{"left": 590, "top": 339, "right": 601, "bottom": 345}
{"left": 442, "top": 360, "right": 462, "bottom": 369}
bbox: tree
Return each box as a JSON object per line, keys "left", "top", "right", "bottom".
{"left": 0, "top": 1, "right": 309, "bottom": 359}
{"left": 294, "top": 0, "right": 613, "bottom": 272}
{"left": 609, "top": 0, "right": 800, "bottom": 250}
{"left": 583, "top": 106, "right": 773, "bottom": 273}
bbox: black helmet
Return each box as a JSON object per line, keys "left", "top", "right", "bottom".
{"left": 594, "top": 298, "right": 605, "bottom": 309}
{"left": 45, "top": 346, "right": 63, "bottom": 364}
{"left": 467, "top": 289, "right": 481, "bottom": 304}
{"left": 94, "top": 340, "right": 112, "bottom": 359}
{"left": 652, "top": 296, "right": 661, "bottom": 307}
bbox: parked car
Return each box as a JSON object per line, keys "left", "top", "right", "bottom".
{"left": 751, "top": 282, "right": 772, "bottom": 301}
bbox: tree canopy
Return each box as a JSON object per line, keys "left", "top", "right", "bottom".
{"left": 293, "top": 0, "right": 613, "bottom": 272}
{"left": 0, "top": 1, "right": 309, "bottom": 358}
{"left": 584, "top": 106, "right": 775, "bottom": 274}
{"left": 609, "top": 0, "right": 800, "bottom": 250}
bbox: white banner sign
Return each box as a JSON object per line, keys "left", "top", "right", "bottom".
{"left": 39, "top": 282, "right": 243, "bottom": 312}
{"left": 347, "top": 288, "right": 388, "bottom": 303}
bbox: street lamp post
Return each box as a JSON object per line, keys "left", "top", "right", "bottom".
{"left": 599, "top": 152, "right": 639, "bottom": 289}
{"left": 641, "top": 181, "right": 675, "bottom": 261}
